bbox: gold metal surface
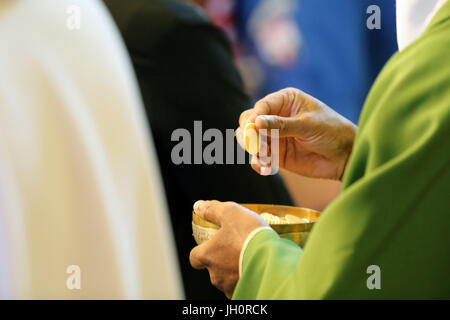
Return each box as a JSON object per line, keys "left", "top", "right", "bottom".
{"left": 192, "top": 203, "right": 321, "bottom": 247}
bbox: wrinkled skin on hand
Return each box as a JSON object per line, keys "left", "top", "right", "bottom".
{"left": 236, "top": 88, "right": 357, "bottom": 180}
{"left": 189, "top": 200, "right": 268, "bottom": 299}
{"left": 190, "top": 88, "right": 358, "bottom": 297}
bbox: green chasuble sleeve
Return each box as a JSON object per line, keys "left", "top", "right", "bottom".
{"left": 233, "top": 2, "right": 450, "bottom": 300}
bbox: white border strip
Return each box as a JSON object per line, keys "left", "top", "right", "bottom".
{"left": 238, "top": 227, "right": 273, "bottom": 278}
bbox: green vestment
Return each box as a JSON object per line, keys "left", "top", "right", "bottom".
{"left": 233, "top": 2, "right": 450, "bottom": 299}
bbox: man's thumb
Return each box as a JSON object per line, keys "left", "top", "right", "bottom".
{"left": 255, "top": 115, "right": 299, "bottom": 137}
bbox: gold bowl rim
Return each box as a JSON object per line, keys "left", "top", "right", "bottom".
{"left": 192, "top": 203, "right": 321, "bottom": 233}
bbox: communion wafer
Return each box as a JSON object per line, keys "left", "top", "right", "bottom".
{"left": 285, "top": 214, "right": 310, "bottom": 224}
{"left": 260, "top": 212, "right": 283, "bottom": 224}
{"left": 260, "top": 212, "right": 309, "bottom": 225}
{"left": 244, "top": 123, "right": 260, "bottom": 155}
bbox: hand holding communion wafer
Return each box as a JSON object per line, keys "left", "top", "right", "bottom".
{"left": 236, "top": 87, "right": 357, "bottom": 180}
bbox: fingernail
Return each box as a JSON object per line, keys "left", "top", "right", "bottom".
{"left": 193, "top": 200, "right": 203, "bottom": 213}
{"left": 256, "top": 116, "right": 269, "bottom": 129}
{"left": 260, "top": 166, "right": 272, "bottom": 176}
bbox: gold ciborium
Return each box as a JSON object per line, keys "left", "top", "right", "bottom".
{"left": 192, "top": 203, "right": 321, "bottom": 248}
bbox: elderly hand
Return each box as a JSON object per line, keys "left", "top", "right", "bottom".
{"left": 237, "top": 87, "right": 357, "bottom": 180}
{"left": 189, "top": 200, "right": 268, "bottom": 299}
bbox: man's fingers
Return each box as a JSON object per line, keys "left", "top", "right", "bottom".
{"left": 193, "top": 200, "right": 224, "bottom": 226}
{"left": 251, "top": 88, "right": 298, "bottom": 119}
{"left": 239, "top": 88, "right": 292, "bottom": 128}
{"left": 239, "top": 88, "right": 310, "bottom": 138}
{"left": 250, "top": 154, "right": 261, "bottom": 173}
{"left": 189, "top": 244, "right": 208, "bottom": 270}
{"left": 255, "top": 115, "right": 300, "bottom": 137}
{"left": 235, "top": 127, "right": 245, "bottom": 150}
{"left": 250, "top": 99, "right": 271, "bottom": 120}
{"left": 251, "top": 155, "right": 272, "bottom": 176}
{"left": 238, "top": 109, "right": 253, "bottom": 128}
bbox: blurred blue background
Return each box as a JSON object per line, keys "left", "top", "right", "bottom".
{"left": 203, "top": 0, "right": 398, "bottom": 124}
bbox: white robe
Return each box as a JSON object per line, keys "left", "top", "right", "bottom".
{"left": 0, "top": 0, "right": 183, "bottom": 299}
{"left": 396, "top": 0, "right": 448, "bottom": 50}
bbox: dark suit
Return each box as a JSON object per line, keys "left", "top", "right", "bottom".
{"left": 104, "top": 0, "right": 292, "bottom": 299}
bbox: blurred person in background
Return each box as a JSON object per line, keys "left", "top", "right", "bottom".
{"left": 232, "top": 0, "right": 397, "bottom": 122}
{"left": 103, "top": 0, "right": 292, "bottom": 299}
{"left": 0, "top": 0, "right": 182, "bottom": 299}
{"left": 201, "top": 0, "right": 398, "bottom": 211}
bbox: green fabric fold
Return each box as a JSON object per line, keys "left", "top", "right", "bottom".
{"left": 233, "top": 1, "right": 450, "bottom": 299}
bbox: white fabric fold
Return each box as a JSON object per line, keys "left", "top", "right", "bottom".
{"left": 396, "top": 0, "right": 448, "bottom": 50}
{"left": 0, "top": 0, "right": 183, "bottom": 299}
